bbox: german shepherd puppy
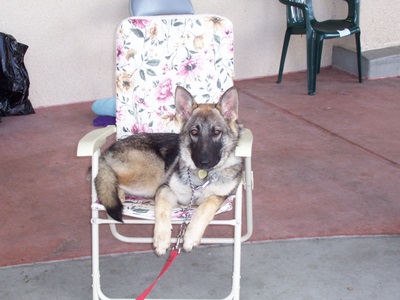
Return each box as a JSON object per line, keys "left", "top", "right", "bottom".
{"left": 95, "top": 86, "right": 242, "bottom": 256}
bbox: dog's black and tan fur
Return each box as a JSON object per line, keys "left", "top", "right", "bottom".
{"left": 95, "top": 86, "right": 242, "bottom": 255}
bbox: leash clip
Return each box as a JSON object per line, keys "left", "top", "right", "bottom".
{"left": 173, "top": 221, "right": 188, "bottom": 253}
{"left": 195, "top": 180, "right": 210, "bottom": 191}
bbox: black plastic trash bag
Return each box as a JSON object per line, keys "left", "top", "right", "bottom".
{"left": 0, "top": 32, "right": 35, "bottom": 121}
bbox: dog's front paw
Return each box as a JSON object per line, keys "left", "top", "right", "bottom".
{"left": 182, "top": 238, "right": 199, "bottom": 253}
{"left": 183, "top": 228, "right": 202, "bottom": 252}
{"left": 153, "top": 226, "right": 171, "bottom": 256}
{"left": 153, "top": 237, "right": 170, "bottom": 256}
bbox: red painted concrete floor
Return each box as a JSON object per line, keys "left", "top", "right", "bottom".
{"left": 1, "top": 68, "right": 399, "bottom": 267}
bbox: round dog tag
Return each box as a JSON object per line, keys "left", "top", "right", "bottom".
{"left": 198, "top": 169, "right": 208, "bottom": 179}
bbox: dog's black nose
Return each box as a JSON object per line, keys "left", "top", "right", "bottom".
{"left": 198, "top": 159, "right": 212, "bottom": 169}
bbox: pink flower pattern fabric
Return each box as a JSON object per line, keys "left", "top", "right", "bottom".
{"left": 115, "top": 15, "right": 235, "bottom": 139}
{"left": 110, "top": 15, "right": 236, "bottom": 217}
{"left": 92, "top": 196, "right": 234, "bottom": 221}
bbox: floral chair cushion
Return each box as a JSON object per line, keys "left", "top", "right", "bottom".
{"left": 115, "top": 15, "right": 235, "bottom": 139}
{"left": 92, "top": 196, "right": 233, "bottom": 221}
{"left": 101, "top": 15, "right": 235, "bottom": 218}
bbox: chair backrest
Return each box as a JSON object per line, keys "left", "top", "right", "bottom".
{"left": 343, "top": 0, "right": 360, "bottom": 25}
{"left": 284, "top": 0, "right": 314, "bottom": 27}
{"left": 115, "top": 15, "right": 234, "bottom": 139}
{"left": 284, "top": 0, "right": 359, "bottom": 27}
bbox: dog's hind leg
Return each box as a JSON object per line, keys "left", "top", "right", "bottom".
{"left": 153, "top": 184, "right": 175, "bottom": 256}
{"left": 95, "top": 159, "right": 123, "bottom": 222}
{"left": 183, "top": 195, "right": 224, "bottom": 252}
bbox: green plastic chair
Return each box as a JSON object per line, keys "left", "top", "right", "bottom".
{"left": 276, "top": 0, "right": 363, "bottom": 95}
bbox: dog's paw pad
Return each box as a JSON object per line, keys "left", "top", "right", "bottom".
{"left": 153, "top": 239, "right": 170, "bottom": 256}
{"left": 183, "top": 237, "right": 200, "bottom": 253}
{"left": 154, "top": 246, "right": 169, "bottom": 256}
{"left": 153, "top": 232, "right": 171, "bottom": 256}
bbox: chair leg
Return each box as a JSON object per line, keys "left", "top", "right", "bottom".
{"left": 232, "top": 183, "right": 243, "bottom": 299}
{"left": 91, "top": 150, "right": 101, "bottom": 300}
{"left": 241, "top": 156, "right": 253, "bottom": 242}
{"left": 317, "top": 40, "right": 324, "bottom": 74}
{"left": 306, "top": 33, "right": 317, "bottom": 95}
{"left": 277, "top": 29, "right": 291, "bottom": 83}
{"left": 92, "top": 215, "right": 101, "bottom": 300}
{"left": 355, "top": 32, "right": 363, "bottom": 83}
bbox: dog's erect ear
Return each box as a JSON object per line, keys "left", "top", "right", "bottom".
{"left": 216, "top": 86, "right": 239, "bottom": 121}
{"left": 175, "top": 86, "right": 197, "bottom": 123}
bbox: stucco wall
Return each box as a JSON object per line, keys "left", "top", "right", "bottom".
{"left": 0, "top": 0, "right": 399, "bottom": 107}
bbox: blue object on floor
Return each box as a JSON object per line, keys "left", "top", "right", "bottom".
{"left": 93, "top": 115, "right": 116, "bottom": 127}
{"left": 91, "top": 97, "right": 116, "bottom": 117}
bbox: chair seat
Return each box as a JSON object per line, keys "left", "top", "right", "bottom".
{"left": 92, "top": 195, "right": 234, "bottom": 221}
{"left": 312, "top": 20, "right": 360, "bottom": 37}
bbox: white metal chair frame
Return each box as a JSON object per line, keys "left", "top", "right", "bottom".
{"left": 77, "top": 14, "right": 254, "bottom": 300}
{"left": 78, "top": 125, "right": 253, "bottom": 300}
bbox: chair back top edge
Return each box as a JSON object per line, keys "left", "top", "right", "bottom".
{"left": 281, "top": 0, "right": 360, "bottom": 27}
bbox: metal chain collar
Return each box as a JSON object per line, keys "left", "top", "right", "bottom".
{"left": 173, "top": 168, "right": 210, "bottom": 252}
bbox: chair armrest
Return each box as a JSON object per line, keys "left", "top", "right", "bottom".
{"left": 235, "top": 127, "right": 253, "bottom": 158}
{"left": 77, "top": 125, "right": 251, "bottom": 157}
{"left": 279, "top": 0, "right": 307, "bottom": 10}
{"left": 279, "top": 0, "right": 313, "bottom": 25}
{"left": 342, "top": 0, "right": 359, "bottom": 25}
{"left": 77, "top": 125, "right": 116, "bottom": 157}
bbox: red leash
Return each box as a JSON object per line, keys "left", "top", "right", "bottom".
{"left": 135, "top": 249, "right": 180, "bottom": 300}
{"left": 136, "top": 169, "right": 200, "bottom": 299}
{"left": 135, "top": 222, "right": 187, "bottom": 300}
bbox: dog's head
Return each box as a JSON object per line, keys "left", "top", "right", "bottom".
{"left": 174, "top": 86, "right": 240, "bottom": 170}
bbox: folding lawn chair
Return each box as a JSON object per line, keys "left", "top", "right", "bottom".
{"left": 77, "top": 13, "right": 253, "bottom": 300}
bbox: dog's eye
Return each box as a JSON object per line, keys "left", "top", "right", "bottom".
{"left": 191, "top": 129, "right": 199, "bottom": 136}
{"left": 213, "top": 129, "right": 221, "bottom": 136}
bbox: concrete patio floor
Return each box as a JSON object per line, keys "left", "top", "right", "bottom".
{"left": 0, "top": 68, "right": 399, "bottom": 299}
